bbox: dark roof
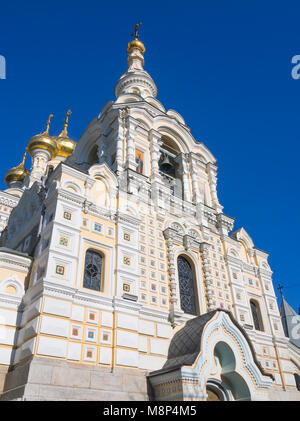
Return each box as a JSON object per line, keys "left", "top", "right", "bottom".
{"left": 148, "top": 309, "right": 274, "bottom": 381}
{"left": 280, "top": 298, "right": 300, "bottom": 349}
{"left": 0, "top": 247, "right": 32, "bottom": 259}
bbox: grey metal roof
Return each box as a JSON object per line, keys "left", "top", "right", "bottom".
{"left": 280, "top": 298, "right": 300, "bottom": 349}
{"left": 149, "top": 309, "right": 273, "bottom": 380}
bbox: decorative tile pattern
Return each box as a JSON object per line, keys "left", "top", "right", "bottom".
{"left": 86, "top": 350, "right": 93, "bottom": 358}
{"left": 123, "top": 232, "right": 131, "bottom": 241}
{"left": 140, "top": 293, "right": 147, "bottom": 302}
{"left": 123, "top": 256, "right": 131, "bottom": 266}
{"left": 100, "top": 330, "right": 112, "bottom": 344}
{"left": 87, "top": 310, "right": 98, "bottom": 323}
{"left": 123, "top": 283, "right": 130, "bottom": 292}
{"left": 161, "top": 297, "right": 168, "bottom": 307}
{"left": 72, "top": 328, "right": 79, "bottom": 336}
{"left": 63, "top": 211, "right": 72, "bottom": 221}
{"left": 55, "top": 265, "right": 65, "bottom": 275}
{"left": 94, "top": 223, "right": 102, "bottom": 233}
{"left": 106, "top": 227, "right": 114, "bottom": 238}
{"left": 59, "top": 236, "right": 69, "bottom": 247}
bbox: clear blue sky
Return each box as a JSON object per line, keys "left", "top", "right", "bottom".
{"left": 1, "top": 1, "right": 299, "bottom": 312}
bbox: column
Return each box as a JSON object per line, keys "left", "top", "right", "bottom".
{"left": 149, "top": 129, "right": 162, "bottom": 182}
{"left": 200, "top": 242, "right": 216, "bottom": 311}
{"left": 126, "top": 116, "right": 137, "bottom": 170}
{"left": 164, "top": 229, "right": 182, "bottom": 325}
{"left": 207, "top": 163, "right": 223, "bottom": 213}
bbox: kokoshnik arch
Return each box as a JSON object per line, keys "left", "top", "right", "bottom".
{"left": 0, "top": 27, "right": 299, "bottom": 401}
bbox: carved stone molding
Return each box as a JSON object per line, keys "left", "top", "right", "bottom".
{"left": 200, "top": 242, "right": 215, "bottom": 311}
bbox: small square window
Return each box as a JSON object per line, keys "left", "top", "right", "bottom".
{"left": 88, "top": 331, "right": 94, "bottom": 339}
{"left": 72, "top": 328, "right": 79, "bottom": 336}
{"left": 86, "top": 350, "right": 93, "bottom": 358}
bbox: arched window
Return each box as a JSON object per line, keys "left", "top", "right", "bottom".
{"left": 250, "top": 300, "right": 264, "bottom": 331}
{"left": 294, "top": 373, "right": 300, "bottom": 391}
{"left": 177, "top": 255, "right": 197, "bottom": 315}
{"left": 83, "top": 250, "right": 103, "bottom": 291}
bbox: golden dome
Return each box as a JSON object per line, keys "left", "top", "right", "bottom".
{"left": 127, "top": 38, "right": 145, "bottom": 55}
{"left": 56, "top": 136, "right": 76, "bottom": 158}
{"left": 5, "top": 149, "right": 29, "bottom": 186}
{"left": 55, "top": 110, "right": 76, "bottom": 158}
{"left": 27, "top": 114, "right": 58, "bottom": 159}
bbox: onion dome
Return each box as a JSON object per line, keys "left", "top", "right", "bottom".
{"left": 115, "top": 23, "right": 158, "bottom": 99}
{"left": 55, "top": 110, "right": 76, "bottom": 158}
{"left": 27, "top": 114, "right": 58, "bottom": 159}
{"left": 5, "top": 148, "right": 29, "bottom": 187}
{"left": 127, "top": 37, "right": 146, "bottom": 56}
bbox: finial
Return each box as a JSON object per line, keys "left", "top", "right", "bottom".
{"left": 131, "top": 22, "right": 142, "bottom": 39}
{"left": 59, "top": 110, "right": 72, "bottom": 138}
{"left": 20, "top": 147, "right": 27, "bottom": 167}
{"left": 15, "top": 147, "right": 28, "bottom": 170}
{"left": 43, "top": 114, "right": 54, "bottom": 135}
{"left": 278, "top": 284, "right": 284, "bottom": 300}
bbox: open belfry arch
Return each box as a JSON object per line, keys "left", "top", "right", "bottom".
{"left": 0, "top": 25, "right": 299, "bottom": 401}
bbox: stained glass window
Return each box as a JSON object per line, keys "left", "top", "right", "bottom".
{"left": 250, "top": 300, "right": 263, "bottom": 331}
{"left": 83, "top": 250, "right": 103, "bottom": 291}
{"left": 177, "top": 256, "right": 197, "bottom": 315}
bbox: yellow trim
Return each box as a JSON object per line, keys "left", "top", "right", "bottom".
{"left": 111, "top": 311, "right": 116, "bottom": 370}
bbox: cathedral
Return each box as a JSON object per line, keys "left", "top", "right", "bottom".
{"left": 0, "top": 28, "right": 299, "bottom": 401}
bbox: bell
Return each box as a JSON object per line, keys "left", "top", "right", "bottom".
{"left": 160, "top": 153, "right": 173, "bottom": 172}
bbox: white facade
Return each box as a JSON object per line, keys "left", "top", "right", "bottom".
{"left": 0, "top": 33, "right": 299, "bottom": 401}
